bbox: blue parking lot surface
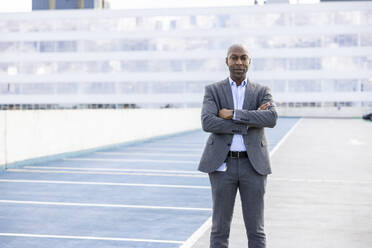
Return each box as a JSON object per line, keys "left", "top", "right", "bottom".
{"left": 0, "top": 118, "right": 299, "bottom": 248}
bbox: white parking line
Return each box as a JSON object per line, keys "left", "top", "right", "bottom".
{"left": 96, "top": 151, "right": 201, "bottom": 157}
{"left": 180, "top": 217, "right": 212, "bottom": 248}
{"left": 271, "top": 177, "right": 372, "bottom": 185}
{"left": 117, "top": 147, "right": 201, "bottom": 152}
{"left": 64, "top": 158, "right": 197, "bottom": 164}
{"left": 24, "top": 166, "right": 203, "bottom": 174}
{"left": 6, "top": 169, "right": 208, "bottom": 178}
{"left": 0, "top": 200, "right": 212, "bottom": 211}
{"left": 0, "top": 233, "right": 184, "bottom": 244}
{"left": 270, "top": 118, "right": 303, "bottom": 157}
{"left": 0, "top": 179, "right": 210, "bottom": 189}
{"left": 141, "top": 143, "right": 204, "bottom": 147}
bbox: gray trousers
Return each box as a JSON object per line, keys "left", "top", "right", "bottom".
{"left": 208, "top": 157, "right": 267, "bottom": 248}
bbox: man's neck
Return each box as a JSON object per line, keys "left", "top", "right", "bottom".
{"left": 230, "top": 75, "right": 246, "bottom": 86}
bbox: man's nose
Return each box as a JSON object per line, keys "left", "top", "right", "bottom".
{"left": 235, "top": 58, "right": 243, "bottom": 65}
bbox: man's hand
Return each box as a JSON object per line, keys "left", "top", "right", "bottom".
{"left": 218, "top": 109, "right": 233, "bottom": 120}
{"left": 258, "top": 102, "right": 270, "bottom": 111}
{"left": 247, "top": 102, "right": 271, "bottom": 128}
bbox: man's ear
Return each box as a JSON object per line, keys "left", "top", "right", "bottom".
{"left": 225, "top": 57, "right": 228, "bottom": 66}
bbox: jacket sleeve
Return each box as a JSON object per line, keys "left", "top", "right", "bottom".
{"left": 234, "top": 86, "right": 278, "bottom": 128}
{"left": 201, "top": 85, "right": 248, "bottom": 134}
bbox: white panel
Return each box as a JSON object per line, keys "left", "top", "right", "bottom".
{"left": 0, "top": 47, "right": 371, "bottom": 62}
{"left": 0, "top": 2, "right": 370, "bottom": 20}
{"left": 1, "top": 26, "right": 371, "bottom": 42}
{"left": 0, "top": 94, "right": 204, "bottom": 104}
{"left": 0, "top": 71, "right": 370, "bottom": 84}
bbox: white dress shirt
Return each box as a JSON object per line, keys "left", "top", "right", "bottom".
{"left": 215, "top": 77, "right": 247, "bottom": 172}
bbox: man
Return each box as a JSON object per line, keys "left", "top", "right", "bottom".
{"left": 198, "top": 44, "right": 278, "bottom": 248}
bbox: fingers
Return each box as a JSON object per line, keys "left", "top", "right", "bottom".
{"left": 258, "top": 102, "right": 270, "bottom": 110}
{"left": 218, "top": 108, "right": 226, "bottom": 117}
{"left": 218, "top": 109, "right": 233, "bottom": 119}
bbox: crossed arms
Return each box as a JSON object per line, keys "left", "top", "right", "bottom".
{"left": 201, "top": 85, "right": 278, "bottom": 135}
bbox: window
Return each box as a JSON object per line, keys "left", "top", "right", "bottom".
{"left": 288, "top": 80, "right": 321, "bottom": 92}
{"left": 57, "top": 41, "right": 77, "bottom": 52}
{"left": 39, "top": 41, "right": 55, "bottom": 52}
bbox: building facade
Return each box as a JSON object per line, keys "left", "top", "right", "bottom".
{"left": 32, "top": 0, "right": 108, "bottom": 10}
{"left": 0, "top": 2, "right": 371, "bottom": 114}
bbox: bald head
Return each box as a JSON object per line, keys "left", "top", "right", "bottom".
{"left": 227, "top": 44, "right": 250, "bottom": 57}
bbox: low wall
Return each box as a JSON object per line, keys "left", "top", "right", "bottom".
{"left": 277, "top": 106, "right": 371, "bottom": 118}
{"left": 0, "top": 112, "right": 5, "bottom": 171}
{"left": 1, "top": 106, "right": 368, "bottom": 170}
{"left": 0, "top": 108, "right": 201, "bottom": 170}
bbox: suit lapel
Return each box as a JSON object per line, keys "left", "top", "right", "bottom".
{"left": 222, "top": 78, "right": 234, "bottom": 109}
{"left": 243, "top": 80, "right": 254, "bottom": 110}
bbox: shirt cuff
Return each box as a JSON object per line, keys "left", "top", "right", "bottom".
{"left": 215, "top": 163, "right": 227, "bottom": 172}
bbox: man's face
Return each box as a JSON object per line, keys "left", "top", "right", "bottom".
{"left": 225, "top": 47, "right": 251, "bottom": 80}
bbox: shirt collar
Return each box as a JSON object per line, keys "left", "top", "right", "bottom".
{"left": 229, "top": 77, "right": 247, "bottom": 87}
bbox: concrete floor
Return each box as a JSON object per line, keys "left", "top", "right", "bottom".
{"left": 192, "top": 118, "right": 372, "bottom": 248}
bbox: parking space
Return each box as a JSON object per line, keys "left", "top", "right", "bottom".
{"left": 0, "top": 118, "right": 300, "bottom": 247}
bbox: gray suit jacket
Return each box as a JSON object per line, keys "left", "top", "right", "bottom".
{"left": 198, "top": 78, "right": 278, "bottom": 175}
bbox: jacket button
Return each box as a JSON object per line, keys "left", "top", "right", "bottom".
{"left": 227, "top": 143, "right": 231, "bottom": 146}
